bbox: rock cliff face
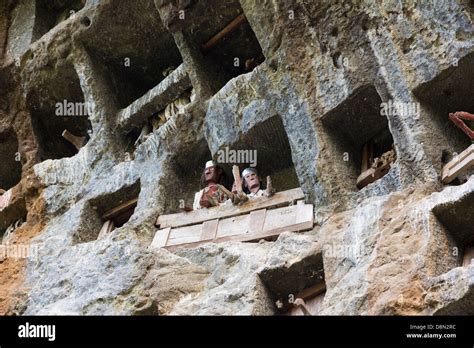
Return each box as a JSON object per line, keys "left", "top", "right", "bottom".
{"left": 0, "top": 0, "right": 473, "bottom": 315}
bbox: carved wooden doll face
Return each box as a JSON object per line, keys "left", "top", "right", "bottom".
{"left": 204, "top": 165, "right": 222, "bottom": 184}
{"left": 244, "top": 172, "right": 260, "bottom": 193}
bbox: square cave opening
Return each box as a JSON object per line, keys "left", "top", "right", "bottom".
{"left": 28, "top": 63, "right": 92, "bottom": 162}
{"left": 73, "top": 181, "right": 141, "bottom": 244}
{"left": 163, "top": 140, "right": 213, "bottom": 214}
{"left": 152, "top": 116, "right": 312, "bottom": 249}
{"left": 322, "top": 85, "right": 396, "bottom": 191}
{"left": 413, "top": 52, "right": 474, "bottom": 172}
{"left": 124, "top": 87, "right": 194, "bottom": 155}
{"left": 82, "top": 1, "right": 184, "bottom": 109}
{"left": 185, "top": 0, "right": 265, "bottom": 89}
{"left": 34, "top": 0, "right": 86, "bottom": 39}
{"left": 4, "top": 0, "right": 86, "bottom": 61}
{"left": 432, "top": 190, "right": 474, "bottom": 268}
{"left": 214, "top": 115, "right": 301, "bottom": 194}
{"left": 259, "top": 253, "right": 326, "bottom": 316}
{"left": 160, "top": 114, "right": 300, "bottom": 215}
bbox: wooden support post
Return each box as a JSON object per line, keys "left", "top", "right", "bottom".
{"left": 201, "top": 13, "right": 248, "bottom": 54}
{"left": 62, "top": 129, "right": 86, "bottom": 150}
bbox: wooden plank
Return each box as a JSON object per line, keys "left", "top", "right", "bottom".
{"left": 165, "top": 219, "right": 313, "bottom": 252}
{"left": 156, "top": 187, "right": 305, "bottom": 229}
{"left": 149, "top": 227, "right": 171, "bottom": 249}
{"left": 444, "top": 144, "right": 474, "bottom": 172}
{"left": 296, "top": 202, "right": 314, "bottom": 225}
{"left": 356, "top": 161, "right": 391, "bottom": 189}
{"left": 164, "top": 204, "right": 314, "bottom": 251}
{"left": 216, "top": 214, "right": 249, "bottom": 238}
{"left": 259, "top": 219, "right": 314, "bottom": 238}
{"left": 442, "top": 145, "right": 474, "bottom": 184}
{"left": 442, "top": 152, "right": 474, "bottom": 184}
{"left": 296, "top": 281, "right": 326, "bottom": 300}
{"left": 201, "top": 13, "right": 248, "bottom": 54}
{"left": 262, "top": 206, "right": 298, "bottom": 233}
{"left": 167, "top": 224, "right": 202, "bottom": 246}
{"left": 200, "top": 219, "right": 219, "bottom": 241}
{"left": 248, "top": 209, "right": 266, "bottom": 233}
{"left": 102, "top": 198, "right": 138, "bottom": 221}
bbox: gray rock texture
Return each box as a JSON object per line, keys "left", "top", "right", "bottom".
{"left": 0, "top": 0, "right": 473, "bottom": 315}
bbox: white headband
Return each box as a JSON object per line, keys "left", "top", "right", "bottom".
{"left": 242, "top": 167, "right": 258, "bottom": 177}
{"left": 205, "top": 160, "right": 217, "bottom": 169}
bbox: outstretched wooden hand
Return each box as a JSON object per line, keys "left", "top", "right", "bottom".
{"left": 266, "top": 176, "right": 274, "bottom": 197}
{"left": 449, "top": 111, "right": 474, "bottom": 140}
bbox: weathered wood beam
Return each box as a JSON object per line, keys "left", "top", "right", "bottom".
{"left": 356, "top": 161, "right": 391, "bottom": 189}
{"left": 116, "top": 63, "right": 191, "bottom": 132}
{"left": 101, "top": 198, "right": 138, "bottom": 221}
{"left": 201, "top": 13, "right": 248, "bottom": 54}
{"left": 296, "top": 281, "right": 326, "bottom": 301}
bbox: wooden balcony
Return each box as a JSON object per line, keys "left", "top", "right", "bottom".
{"left": 150, "top": 188, "right": 314, "bottom": 251}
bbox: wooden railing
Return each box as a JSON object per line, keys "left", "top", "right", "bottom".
{"left": 150, "top": 188, "right": 314, "bottom": 251}
{"left": 442, "top": 144, "right": 474, "bottom": 184}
